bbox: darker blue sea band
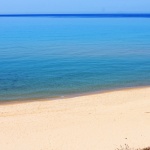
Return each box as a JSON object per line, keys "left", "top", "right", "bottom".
{"left": 0, "top": 14, "right": 150, "bottom": 18}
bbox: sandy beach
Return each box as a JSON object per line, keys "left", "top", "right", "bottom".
{"left": 0, "top": 87, "right": 150, "bottom": 150}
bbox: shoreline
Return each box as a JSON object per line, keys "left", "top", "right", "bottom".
{"left": 0, "top": 85, "right": 150, "bottom": 105}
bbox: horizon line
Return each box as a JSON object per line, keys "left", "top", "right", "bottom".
{"left": 0, "top": 13, "right": 150, "bottom": 18}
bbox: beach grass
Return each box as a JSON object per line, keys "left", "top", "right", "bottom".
{"left": 116, "top": 145, "right": 150, "bottom": 150}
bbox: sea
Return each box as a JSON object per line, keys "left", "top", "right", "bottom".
{"left": 0, "top": 15, "right": 150, "bottom": 101}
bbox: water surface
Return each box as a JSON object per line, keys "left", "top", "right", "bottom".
{"left": 0, "top": 17, "right": 150, "bottom": 101}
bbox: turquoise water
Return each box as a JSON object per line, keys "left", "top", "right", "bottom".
{"left": 0, "top": 17, "right": 150, "bottom": 101}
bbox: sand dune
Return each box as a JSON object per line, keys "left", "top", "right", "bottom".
{"left": 0, "top": 87, "right": 150, "bottom": 150}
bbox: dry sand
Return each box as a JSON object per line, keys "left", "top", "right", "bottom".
{"left": 0, "top": 87, "right": 150, "bottom": 150}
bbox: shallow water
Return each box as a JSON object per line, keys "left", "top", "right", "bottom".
{"left": 0, "top": 17, "right": 150, "bottom": 101}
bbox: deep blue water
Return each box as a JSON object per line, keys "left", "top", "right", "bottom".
{"left": 1, "top": 14, "right": 150, "bottom": 18}
{"left": 0, "top": 17, "right": 150, "bottom": 101}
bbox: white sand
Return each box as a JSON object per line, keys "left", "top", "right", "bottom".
{"left": 0, "top": 87, "right": 150, "bottom": 150}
